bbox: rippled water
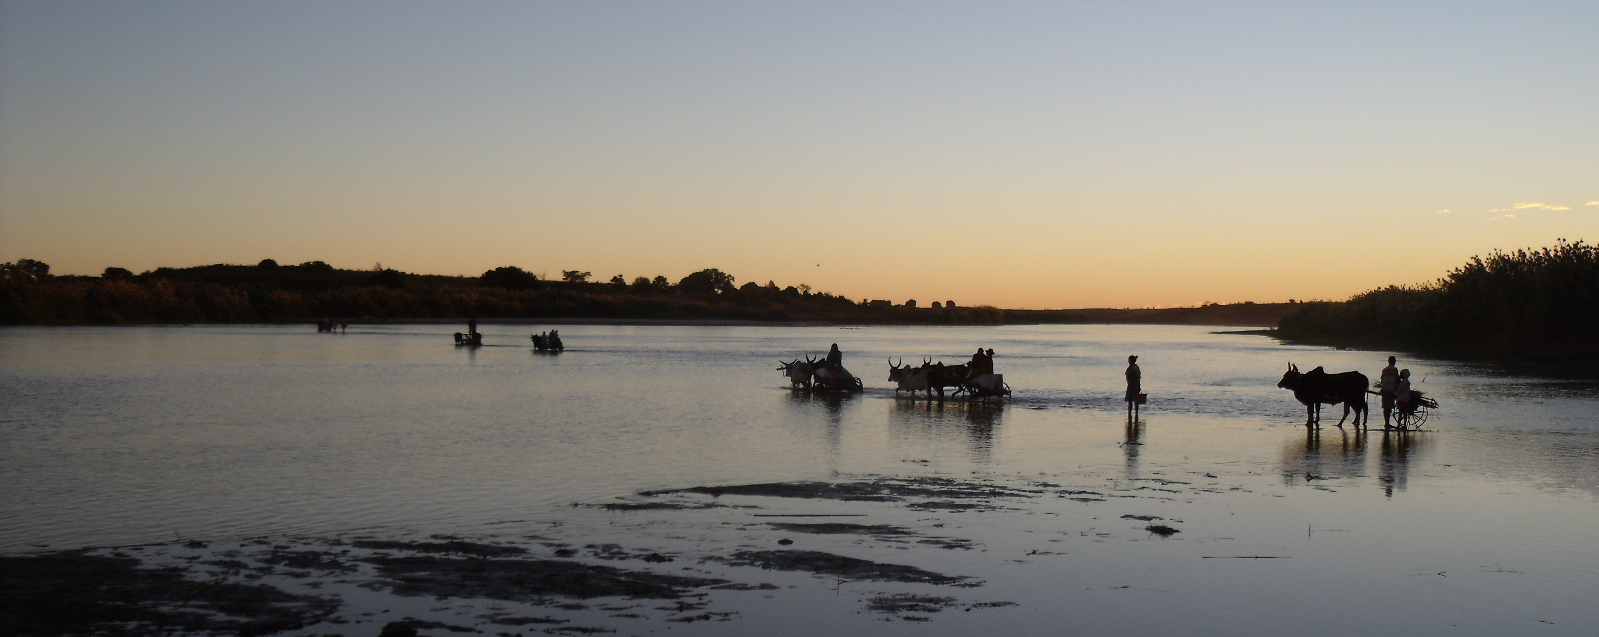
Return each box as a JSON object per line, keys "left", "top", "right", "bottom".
{"left": 2, "top": 324, "right": 1596, "bottom": 635}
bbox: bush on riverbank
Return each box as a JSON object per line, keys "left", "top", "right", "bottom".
{"left": 1278, "top": 239, "right": 1599, "bottom": 361}
{"left": 0, "top": 260, "right": 1026, "bottom": 325}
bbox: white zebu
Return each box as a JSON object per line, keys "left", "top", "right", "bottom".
{"left": 887, "top": 357, "right": 934, "bottom": 398}
{"left": 777, "top": 356, "right": 818, "bottom": 390}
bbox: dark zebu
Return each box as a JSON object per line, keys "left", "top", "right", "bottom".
{"left": 1277, "top": 363, "right": 1369, "bottom": 428}
{"left": 925, "top": 362, "right": 971, "bottom": 400}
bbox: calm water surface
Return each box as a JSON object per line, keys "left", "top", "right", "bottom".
{"left": 2, "top": 324, "right": 1596, "bottom": 635}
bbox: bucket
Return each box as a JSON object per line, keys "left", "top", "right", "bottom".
{"left": 1135, "top": 393, "right": 1147, "bottom": 405}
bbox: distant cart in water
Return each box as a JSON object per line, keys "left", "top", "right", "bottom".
{"left": 531, "top": 330, "right": 564, "bottom": 352}
{"left": 453, "top": 331, "right": 483, "bottom": 347}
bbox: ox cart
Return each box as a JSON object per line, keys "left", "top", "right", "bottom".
{"left": 531, "top": 330, "right": 564, "bottom": 352}
{"left": 1372, "top": 389, "right": 1438, "bottom": 431}
{"left": 778, "top": 355, "right": 864, "bottom": 393}
{"left": 454, "top": 332, "right": 483, "bottom": 347}
{"left": 887, "top": 358, "right": 1010, "bottom": 400}
{"left": 963, "top": 373, "right": 1012, "bottom": 399}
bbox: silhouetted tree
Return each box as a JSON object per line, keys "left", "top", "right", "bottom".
{"left": 481, "top": 266, "right": 539, "bottom": 290}
{"left": 297, "top": 261, "right": 334, "bottom": 273}
{"left": 609, "top": 274, "right": 626, "bottom": 287}
{"left": 258, "top": 259, "right": 279, "bottom": 269}
{"left": 368, "top": 268, "right": 407, "bottom": 289}
{"left": 562, "top": 270, "right": 592, "bottom": 283}
{"left": 678, "top": 269, "right": 735, "bottom": 296}
{"left": 652, "top": 275, "right": 670, "bottom": 289}
{"left": 102, "top": 267, "right": 134, "bottom": 279}
{"left": 1, "top": 259, "right": 50, "bottom": 283}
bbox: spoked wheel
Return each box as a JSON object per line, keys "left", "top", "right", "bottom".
{"left": 1394, "top": 407, "right": 1428, "bottom": 431}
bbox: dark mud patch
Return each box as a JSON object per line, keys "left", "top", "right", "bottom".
{"left": 488, "top": 615, "right": 569, "bottom": 625}
{"left": 906, "top": 500, "right": 1005, "bottom": 512}
{"left": 352, "top": 539, "right": 528, "bottom": 557}
{"left": 591, "top": 501, "right": 740, "bottom": 511}
{"left": 0, "top": 550, "right": 338, "bottom": 637}
{"left": 257, "top": 549, "right": 358, "bottom": 573}
{"left": 916, "top": 537, "right": 977, "bottom": 550}
{"left": 1145, "top": 525, "right": 1180, "bottom": 538}
{"left": 1121, "top": 515, "right": 1163, "bottom": 522}
{"left": 644, "top": 477, "right": 1037, "bottom": 503}
{"left": 583, "top": 544, "right": 675, "bottom": 562}
{"left": 719, "top": 550, "right": 976, "bottom": 586}
{"left": 866, "top": 594, "right": 958, "bottom": 614}
{"left": 382, "top": 618, "right": 480, "bottom": 634}
{"left": 363, "top": 555, "right": 726, "bottom": 600}
{"left": 767, "top": 523, "right": 913, "bottom": 536}
{"left": 708, "top": 582, "right": 780, "bottom": 590}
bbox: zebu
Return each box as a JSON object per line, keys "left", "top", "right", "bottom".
{"left": 925, "top": 362, "right": 971, "bottom": 399}
{"left": 1277, "top": 363, "right": 1369, "bottom": 428}
{"left": 888, "top": 357, "right": 934, "bottom": 398}
{"left": 777, "top": 355, "right": 818, "bottom": 390}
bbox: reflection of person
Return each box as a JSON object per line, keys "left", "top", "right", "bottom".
{"left": 1125, "top": 355, "right": 1141, "bottom": 417}
{"left": 1379, "top": 356, "right": 1399, "bottom": 427}
{"left": 825, "top": 343, "right": 843, "bottom": 370}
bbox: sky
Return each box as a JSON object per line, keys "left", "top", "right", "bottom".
{"left": 1, "top": 1, "right": 1595, "bottom": 309}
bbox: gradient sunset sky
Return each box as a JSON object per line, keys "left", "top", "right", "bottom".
{"left": 1, "top": 1, "right": 1594, "bottom": 309}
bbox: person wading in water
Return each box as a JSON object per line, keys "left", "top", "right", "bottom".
{"left": 1379, "top": 356, "right": 1400, "bottom": 427}
{"left": 1125, "top": 355, "right": 1142, "bottom": 419}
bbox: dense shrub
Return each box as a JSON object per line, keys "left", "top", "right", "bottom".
{"left": 1278, "top": 239, "right": 1599, "bottom": 360}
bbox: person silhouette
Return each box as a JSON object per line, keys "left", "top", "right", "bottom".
{"left": 1379, "top": 356, "right": 1399, "bottom": 427}
{"left": 1125, "top": 355, "right": 1142, "bottom": 418}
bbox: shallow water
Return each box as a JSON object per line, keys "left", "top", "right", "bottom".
{"left": 2, "top": 324, "right": 1596, "bottom": 635}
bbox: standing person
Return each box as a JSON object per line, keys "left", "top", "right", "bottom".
{"left": 1379, "top": 356, "right": 1400, "bottom": 427}
{"left": 968, "top": 348, "right": 991, "bottom": 378}
{"left": 825, "top": 343, "right": 843, "bottom": 371}
{"left": 1125, "top": 355, "right": 1142, "bottom": 418}
{"left": 1395, "top": 369, "right": 1413, "bottom": 422}
{"left": 468, "top": 317, "right": 478, "bottom": 336}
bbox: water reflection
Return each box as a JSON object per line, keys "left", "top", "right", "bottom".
{"left": 1378, "top": 431, "right": 1429, "bottom": 497}
{"left": 885, "top": 400, "right": 1003, "bottom": 464}
{"left": 1122, "top": 414, "right": 1143, "bottom": 480}
{"left": 1281, "top": 427, "right": 1368, "bottom": 485}
{"left": 783, "top": 390, "right": 858, "bottom": 455}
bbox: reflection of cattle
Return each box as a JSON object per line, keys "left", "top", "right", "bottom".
{"left": 778, "top": 356, "right": 818, "bottom": 390}
{"left": 1277, "top": 363, "right": 1369, "bottom": 428}
{"left": 888, "top": 358, "right": 934, "bottom": 398}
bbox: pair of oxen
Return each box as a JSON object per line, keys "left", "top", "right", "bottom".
{"left": 1277, "top": 362, "right": 1371, "bottom": 428}
{"left": 776, "top": 355, "right": 864, "bottom": 392}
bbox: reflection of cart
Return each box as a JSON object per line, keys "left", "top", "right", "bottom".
{"left": 1393, "top": 391, "right": 1438, "bottom": 431}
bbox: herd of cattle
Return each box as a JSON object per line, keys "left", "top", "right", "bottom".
{"left": 776, "top": 355, "right": 1010, "bottom": 399}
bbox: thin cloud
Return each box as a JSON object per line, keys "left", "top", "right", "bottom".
{"left": 1587, "top": 201, "right": 1599, "bottom": 206}
{"left": 1435, "top": 209, "right": 1452, "bottom": 214}
{"left": 1487, "top": 202, "right": 1570, "bottom": 213}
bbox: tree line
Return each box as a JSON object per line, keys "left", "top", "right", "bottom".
{"left": 0, "top": 259, "right": 1031, "bottom": 325}
{"left": 1276, "top": 239, "right": 1599, "bottom": 362}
